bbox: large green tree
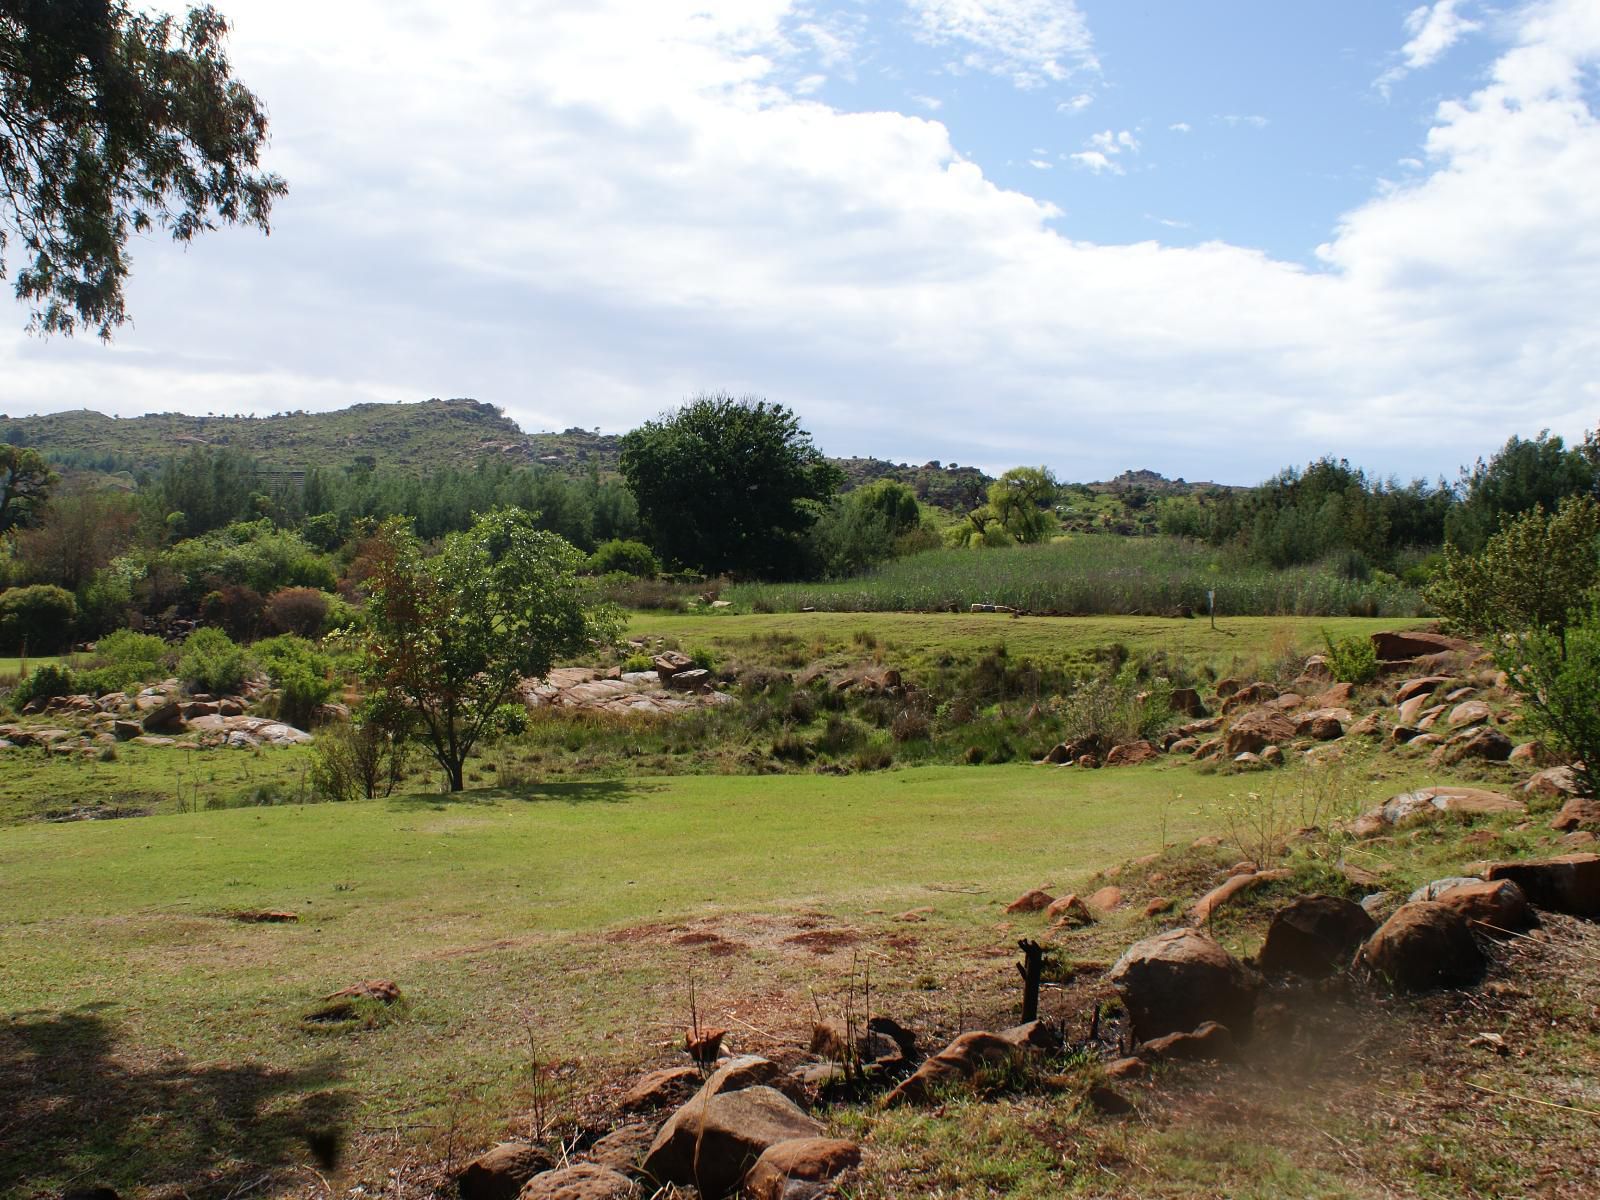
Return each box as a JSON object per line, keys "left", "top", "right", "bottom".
{"left": 987, "top": 466, "right": 1059, "bottom": 544}
{"left": 359, "top": 508, "right": 621, "bottom": 792}
{"left": 619, "top": 394, "right": 843, "bottom": 578}
{"left": 0, "top": 442, "right": 55, "bottom": 530}
{"left": 0, "top": 1, "right": 286, "bottom": 336}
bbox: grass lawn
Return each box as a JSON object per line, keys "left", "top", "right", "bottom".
{"left": 626, "top": 611, "right": 1429, "bottom": 676}
{"left": 1, "top": 763, "right": 1242, "bottom": 1197}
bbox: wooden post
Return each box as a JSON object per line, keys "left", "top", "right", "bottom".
{"left": 1016, "top": 939, "right": 1043, "bottom": 1023}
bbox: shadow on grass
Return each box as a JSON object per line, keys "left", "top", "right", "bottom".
{"left": 385, "top": 778, "right": 649, "bottom": 810}
{"left": 0, "top": 1007, "right": 349, "bottom": 1198}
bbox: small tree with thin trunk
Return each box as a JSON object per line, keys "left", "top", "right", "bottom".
{"left": 359, "top": 508, "right": 620, "bottom": 792}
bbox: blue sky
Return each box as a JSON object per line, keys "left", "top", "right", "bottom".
{"left": 3, "top": 1, "right": 1598, "bottom": 485}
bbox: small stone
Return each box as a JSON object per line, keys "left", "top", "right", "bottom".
{"left": 1005, "top": 888, "right": 1055, "bottom": 914}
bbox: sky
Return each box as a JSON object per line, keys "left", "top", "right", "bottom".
{"left": 3, "top": 0, "right": 1599, "bottom": 485}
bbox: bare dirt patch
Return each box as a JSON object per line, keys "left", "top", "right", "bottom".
{"left": 783, "top": 929, "right": 864, "bottom": 955}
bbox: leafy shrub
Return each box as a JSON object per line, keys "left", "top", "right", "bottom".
{"left": 78, "top": 629, "right": 169, "bottom": 694}
{"left": 0, "top": 584, "right": 77, "bottom": 654}
{"left": 493, "top": 703, "right": 529, "bottom": 737}
{"left": 1322, "top": 633, "right": 1379, "bottom": 684}
{"left": 689, "top": 646, "right": 717, "bottom": 672}
{"left": 264, "top": 587, "right": 332, "bottom": 638}
{"left": 178, "top": 627, "right": 250, "bottom": 695}
{"left": 200, "top": 585, "right": 265, "bottom": 641}
{"left": 11, "top": 662, "right": 76, "bottom": 707}
{"left": 253, "top": 634, "right": 335, "bottom": 727}
{"left": 312, "top": 715, "right": 412, "bottom": 802}
{"left": 1057, "top": 670, "right": 1172, "bottom": 750}
{"left": 621, "top": 652, "right": 654, "bottom": 673}
{"left": 589, "top": 539, "right": 660, "bottom": 578}
{"left": 1499, "top": 604, "right": 1600, "bottom": 797}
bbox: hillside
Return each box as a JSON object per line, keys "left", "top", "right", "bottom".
{"left": 0, "top": 399, "right": 549, "bottom": 477}
{"left": 2, "top": 400, "right": 1242, "bottom": 512}
{"left": 0, "top": 400, "right": 999, "bottom": 503}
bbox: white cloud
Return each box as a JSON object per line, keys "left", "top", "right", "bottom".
{"left": 1068, "top": 150, "right": 1117, "bottom": 173}
{"left": 1378, "top": 1, "right": 1483, "bottom": 92}
{"left": 1058, "top": 92, "right": 1094, "bottom": 114}
{"left": 5, "top": 0, "right": 1600, "bottom": 486}
{"left": 1027, "top": 158, "right": 1053, "bottom": 170}
{"left": 905, "top": 0, "right": 1098, "bottom": 89}
{"left": 909, "top": 92, "right": 943, "bottom": 110}
{"left": 1070, "top": 128, "right": 1138, "bottom": 173}
{"left": 1402, "top": 0, "right": 1481, "bottom": 69}
{"left": 1218, "top": 113, "right": 1269, "bottom": 128}
{"left": 1168, "top": 121, "right": 1192, "bottom": 133}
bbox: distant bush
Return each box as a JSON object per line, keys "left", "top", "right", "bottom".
{"left": 253, "top": 634, "right": 334, "bottom": 726}
{"left": 0, "top": 584, "right": 78, "bottom": 654}
{"left": 493, "top": 703, "right": 529, "bottom": 737}
{"left": 11, "top": 662, "right": 76, "bottom": 707}
{"left": 589, "top": 539, "right": 659, "bottom": 578}
{"left": 178, "top": 627, "right": 250, "bottom": 695}
{"left": 1322, "top": 633, "right": 1380, "bottom": 684}
{"left": 78, "top": 629, "right": 169, "bottom": 695}
{"left": 312, "top": 715, "right": 411, "bottom": 801}
{"left": 264, "top": 587, "right": 331, "bottom": 638}
{"left": 621, "top": 652, "right": 654, "bottom": 673}
{"left": 200, "top": 585, "right": 266, "bottom": 641}
{"left": 1318, "top": 630, "right": 1382, "bottom": 684}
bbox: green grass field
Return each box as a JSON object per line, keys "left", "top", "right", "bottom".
{"left": 0, "top": 763, "right": 1245, "bottom": 1197}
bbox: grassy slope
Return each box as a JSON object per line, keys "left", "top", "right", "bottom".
{"left": 627, "top": 611, "right": 1429, "bottom": 676}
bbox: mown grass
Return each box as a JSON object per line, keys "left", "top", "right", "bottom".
{"left": 4, "top": 751, "right": 1588, "bottom": 1199}
{"left": 725, "top": 537, "right": 1423, "bottom": 617}
{"left": 2, "top": 764, "right": 1228, "bottom": 1197}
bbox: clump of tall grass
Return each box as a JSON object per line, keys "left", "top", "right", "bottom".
{"left": 728, "top": 536, "right": 1422, "bottom": 617}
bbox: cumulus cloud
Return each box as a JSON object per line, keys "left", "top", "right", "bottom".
{"left": 1379, "top": 1, "right": 1484, "bottom": 92}
{"left": 905, "top": 0, "right": 1098, "bottom": 89}
{"left": 4, "top": 0, "right": 1600, "bottom": 485}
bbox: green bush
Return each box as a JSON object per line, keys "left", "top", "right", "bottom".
{"left": 178, "top": 627, "right": 250, "bottom": 695}
{"left": 689, "top": 646, "right": 718, "bottom": 673}
{"left": 11, "top": 662, "right": 76, "bottom": 707}
{"left": 253, "top": 634, "right": 335, "bottom": 727}
{"left": 0, "top": 584, "right": 78, "bottom": 654}
{"left": 492, "top": 703, "right": 529, "bottom": 736}
{"left": 621, "top": 652, "right": 654, "bottom": 673}
{"left": 1322, "top": 633, "right": 1379, "bottom": 684}
{"left": 78, "top": 629, "right": 169, "bottom": 695}
{"left": 1499, "top": 605, "right": 1600, "bottom": 797}
{"left": 589, "top": 539, "right": 660, "bottom": 578}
